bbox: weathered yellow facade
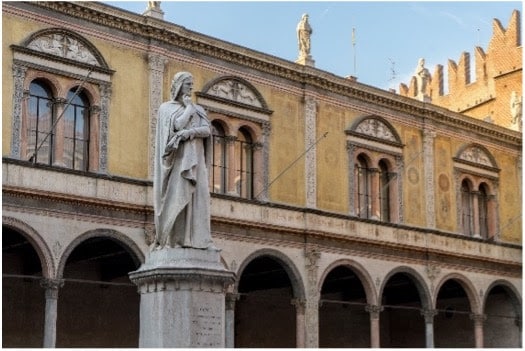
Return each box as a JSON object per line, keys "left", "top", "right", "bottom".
{"left": 3, "top": 2, "right": 521, "bottom": 348}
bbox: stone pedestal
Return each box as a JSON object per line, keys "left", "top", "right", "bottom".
{"left": 129, "top": 248, "right": 235, "bottom": 348}
{"left": 296, "top": 55, "right": 315, "bottom": 67}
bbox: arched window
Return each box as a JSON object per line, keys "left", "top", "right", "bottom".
{"left": 211, "top": 121, "right": 227, "bottom": 194}
{"left": 27, "top": 80, "right": 54, "bottom": 165}
{"left": 346, "top": 116, "right": 403, "bottom": 223}
{"left": 235, "top": 127, "right": 253, "bottom": 199}
{"left": 356, "top": 154, "right": 371, "bottom": 219}
{"left": 460, "top": 179, "right": 474, "bottom": 235}
{"left": 478, "top": 183, "right": 489, "bottom": 239}
{"left": 454, "top": 144, "right": 500, "bottom": 239}
{"left": 64, "top": 88, "right": 90, "bottom": 171}
{"left": 378, "top": 159, "right": 391, "bottom": 222}
{"left": 11, "top": 28, "right": 113, "bottom": 173}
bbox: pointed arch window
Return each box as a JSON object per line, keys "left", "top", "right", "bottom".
{"left": 27, "top": 80, "right": 54, "bottom": 165}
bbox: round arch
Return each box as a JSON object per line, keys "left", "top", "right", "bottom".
{"left": 319, "top": 258, "right": 377, "bottom": 305}
{"left": 434, "top": 273, "right": 481, "bottom": 313}
{"left": 483, "top": 279, "right": 522, "bottom": 310}
{"left": 379, "top": 265, "right": 432, "bottom": 309}
{"left": 234, "top": 248, "right": 305, "bottom": 300}
{"left": 3, "top": 216, "right": 55, "bottom": 278}
{"left": 57, "top": 228, "right": 144, "bottom": 278}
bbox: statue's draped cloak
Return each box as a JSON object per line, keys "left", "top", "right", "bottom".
{"left": 153, "top": 101, "right": 212, "bottom": 248}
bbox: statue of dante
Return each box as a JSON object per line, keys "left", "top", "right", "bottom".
{"left": 414, "top": 58, "right": 431, "bottom": 100}
{"left": 297, "top": 13, "right": 312, "bottom": 58}
{"left": 153, "top": 71, "right": 214, "bottom": 249}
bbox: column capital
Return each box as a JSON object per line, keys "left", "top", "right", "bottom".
{"left": 40, "top": 278, "right": 65, "bottom": 299}
{"left": 421, "top": 309, "right": 438, "bottom": 323}
{"left": 470, "top": 313, "right": 487, "bottom": 325}
{"left": 291, "top": 298, "right": 307, "bottom": 313}
{"left": 225, "top": 292, "right": 240, "bottom": 310}
{"left": 224, "top": 135, "right": 237, "bottom": 144}
{"left": 365, "top": 304, "right": 383, "bottom": 319}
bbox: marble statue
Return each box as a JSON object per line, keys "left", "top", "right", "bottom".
{"left": 152, "top": 71, "right": 214, "bottom": 249}
{"left": 297, "top": 13, "right": 312, "bottom": 58}
{"left": 510, "top": 90, "right": 522, "bottom": 131}
{"left": 147, "top": 1, "right": 160, "bottom": 10}
{"left": 414, "top": 58, "right": 431, "bottom": 101}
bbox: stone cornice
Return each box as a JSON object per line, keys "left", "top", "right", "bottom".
{"left": 9, "top": 1, "right": 520, "bottom": 148}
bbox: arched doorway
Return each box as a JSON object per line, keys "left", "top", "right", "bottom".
{"left": 235, "top": 255, "right": 297, "bottom": 347}
{"left": 319, "top": 265, "right": 370, "bottom": 347}
{"left": 57, "top": 236, "right": 140, "bottom": 347}
{"left": 483, "top": 283, "right": 521, "bottom": 347}
{"left": 434, "top": 279, "right": 475, "bottom": 347}
{"left": 3, "top": 226, "right": 46, "bottom": 347}
{"left": 380, "top": 272, "right": 427, "bottom": 347}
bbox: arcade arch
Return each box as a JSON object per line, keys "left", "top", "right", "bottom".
{"left": 318, "top": 260, "right": 376, "bottom": 347}
{"left": 233, "top": 249, "right": 304, "bottom": 348}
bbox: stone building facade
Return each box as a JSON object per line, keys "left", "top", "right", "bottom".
{"left": 3, "top": 2, "right": 522, "bottom": 348}
{"left": 399, "top": 10, "right": 522, "bottom": 131}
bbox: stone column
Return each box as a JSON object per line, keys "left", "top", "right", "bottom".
{"left": 291, "top": 298, "right": 306, "bottom": 348}
{"left": 421, "top": 309, "right": 437, "bottom": 348}
{"left": 51, "top": 98, "right": 67, "bottom": 167}
{"left": 304, "top": 246, "right": 320, "bottom": 348}
{"left": 225, "top": 136, "right": 237, "bottom": 195}
{"left": 129, "top": 248, "right": 235, "bottom": 347}
{"left": 225, "top": 293, "right": 239, "bottom": 348}
{"left": 422, "top": 128, "right": 436, "bottom": 228}
{"left": 366, "top": 304, "right": 382, "bottom": 348}
{"left": 471, "top": 191, "right": 481, "bottom": 237}
{"left": 369, "top": 168, "right": 380, "bottom": 220}
{"left": 470, "top": 313, "right": 486, "bottom": 348}
{"left": 40, "top": 278, "right": 64, "bottom": 348}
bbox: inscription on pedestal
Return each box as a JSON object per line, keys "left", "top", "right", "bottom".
{"left": 192, "top": 304, "right": 222, "bottom": 347}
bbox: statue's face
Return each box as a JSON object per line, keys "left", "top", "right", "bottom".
{"left": 180, "top": 78, "right": 193, "bottom": 96}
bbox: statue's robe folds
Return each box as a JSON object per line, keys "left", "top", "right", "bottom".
{"left": 153, "top": 101, "right": 213, "bottom": 249}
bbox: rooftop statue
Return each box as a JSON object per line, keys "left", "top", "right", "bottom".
{"left": 414, "top": 58, "right": 431, "bottom": 102}
{"left": 297, "top": 13, "right": 312, "bottom": 58}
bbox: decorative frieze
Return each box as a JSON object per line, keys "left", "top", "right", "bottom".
{"left": 11, "top": 64, "right": 28, "bottom": 159}
{"left": 304, "top": 96, "right": 317, "bottom": 209}
{"left": 28, "top": 33, "right": 100, "bottom": 66}
{"left": 147, "top": 53, "right": 167, "bottom": 179}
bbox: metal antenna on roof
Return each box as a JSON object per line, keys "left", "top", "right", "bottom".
{"left": 388, "top": 58, "right": 397, "bottom": 87}
{"left": 29, "top": 68, "right": 93, "bottom": 164}
{"left": 352, "top": 27, "right": 357, "bottom": 76}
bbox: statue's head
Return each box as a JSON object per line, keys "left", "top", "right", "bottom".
{"left": 170, "top": 71, "right": 193, "bottom": 100}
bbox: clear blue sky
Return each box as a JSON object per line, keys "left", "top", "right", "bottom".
{"left": 104, "top": 1, "right": 522, "bottom": 92}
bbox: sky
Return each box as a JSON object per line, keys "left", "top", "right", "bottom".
{"left": 103, "top": 1, "right": 522, "bottom": 92}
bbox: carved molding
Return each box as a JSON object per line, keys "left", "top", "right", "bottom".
{"left": 147, "top": 53, "right": 167, "bottom": 179}
{"left": 7, "top": 2, "right": 519, "bottom": 149}
{"left": 304, "top": 96, "right": 317, "bottom": 209}
{"left": 11, "top": 64, "right": 27, "bottom": 159}
{"left": 423, "top": 127, "right": 436, "bottom": 228}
